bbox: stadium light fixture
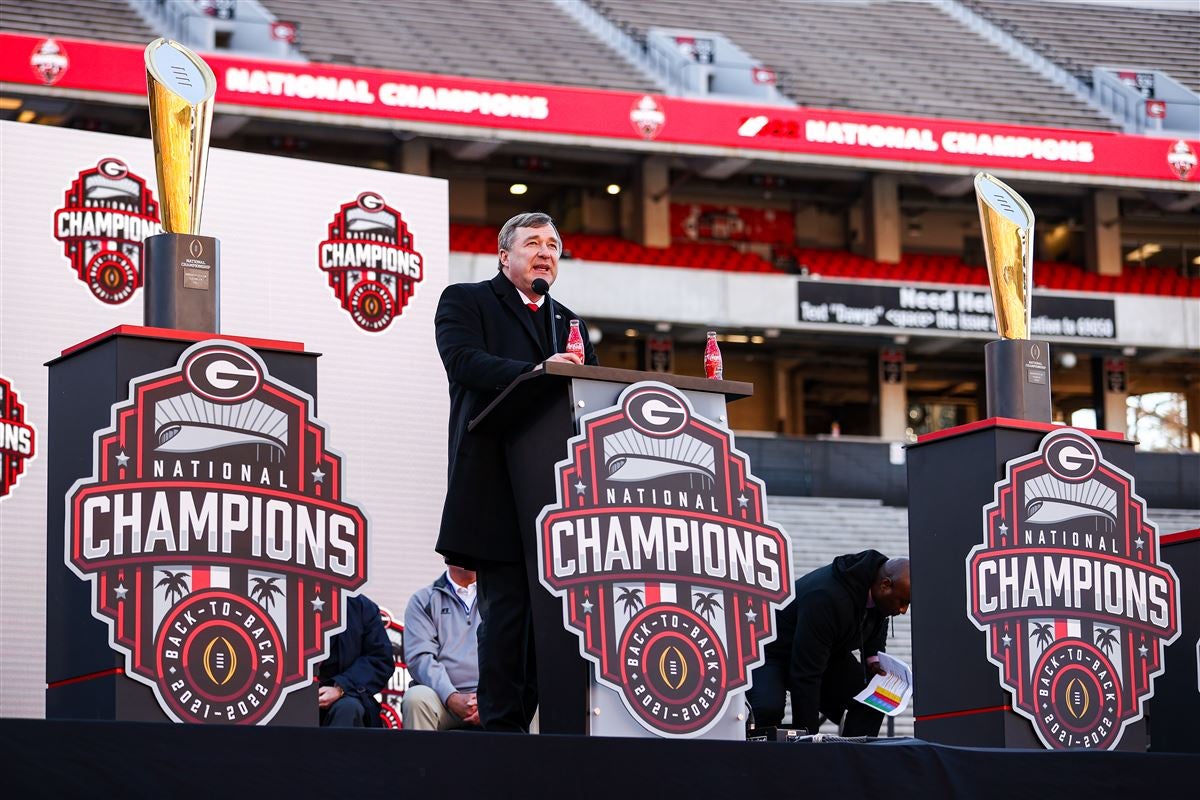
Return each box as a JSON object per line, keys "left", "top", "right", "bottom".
{"left": 606, "top": 184, "right": 621, "bottom": 195}
{"left": 17, "top": 109, "right": 35, "bottom": 123}
{"left": 1124, "top": 243, "right": 1161, "bottom": 261}
{"left": 0, "top": 97, "right": 22, "bottom": 110}
{"left": 509, "top": 183, "right": 528, "bottom": 196}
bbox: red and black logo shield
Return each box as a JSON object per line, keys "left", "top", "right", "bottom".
{"left": 0, "top": 376, "right": 37, "bottom": 502}
{"left": 966, "top": 428, "right": 1181, "bottom": 749}
{"left": 65, "top": 341, "right": 369, "bottom": 724}
{"left": 538, "top": 382, "right": 794, "bottom": 737}
{"left": 318, "top": 192, "right": 424, "bottom": 332}
{"left": 54, "top": 157, "right": 163, "bottom": 304}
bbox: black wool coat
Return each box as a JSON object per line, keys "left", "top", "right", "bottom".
{"left": 764, "top": 549, "right": 890, "bottom": 733}
{"left": 433, "top": 271, "right": 597, "bottom": 565}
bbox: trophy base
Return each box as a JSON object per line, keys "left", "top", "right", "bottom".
{"left": 984, "top": 339, "right": 1052, "bottom": 422}
{"left": 143, "top": 233, "right": 220, "bottom": 333}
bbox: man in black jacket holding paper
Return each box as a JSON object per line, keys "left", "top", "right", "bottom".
{"left": 434, "top": 212, "right": 597, "bottom": 733}
{"left": 748, "top": 550, "right": 911, "bottom": 735}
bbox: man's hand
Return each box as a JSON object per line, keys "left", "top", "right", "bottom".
{"left": 867, "top": 661, "right": 887, "bottom": 678}
{"left": 318, "top": 684, "right": 345, "bottom": 709}
{"left": 447, "top": 691, "right": 481, "bottom": 725}
{"left": 546, "top": 352, "right": 583, "bottom": 365}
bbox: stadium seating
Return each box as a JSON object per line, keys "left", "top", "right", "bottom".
{"left": 586, "top": 0, "right": 1118, "bottom": 130}
{"left": 450, "top": 223, "right": 778, "bottom": 272}
{"left": 451, "top": 224, "right": 1200, "bottom": 297}
{"left": 962, "top": 0, "right": 1200, "bottom": 93}
{"left": 0, "top": 0, "right": 159, "bottom": 45}
{"left": 257, "top": 0, "right": 659, "bottom": 92}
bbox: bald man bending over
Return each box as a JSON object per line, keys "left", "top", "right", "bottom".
{"left": 748, "top": 550, "right": 911, "bottom": 736}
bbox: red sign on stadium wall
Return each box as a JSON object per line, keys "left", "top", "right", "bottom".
{"left": 2, "top": 32, "right": 1196, "bottom": 186}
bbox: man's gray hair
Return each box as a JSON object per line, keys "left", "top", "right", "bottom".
{"left": 497, "top": 212, "right": 559, "bottom": 255}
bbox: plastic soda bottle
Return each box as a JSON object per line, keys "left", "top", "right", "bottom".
{"left": 566, "top": 319, "right": 585, "bottom": 361}
{"left": 704, "top": 331, "right": 723, "bottom": 379}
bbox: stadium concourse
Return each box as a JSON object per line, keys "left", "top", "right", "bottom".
{"left": 0, "top": 0, "right": 1197, "bottom": 777}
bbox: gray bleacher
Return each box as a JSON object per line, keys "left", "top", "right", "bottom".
{"left": 963, "top": 0, "right": 1200, "bottom": 94}
{"left": 257, "top": 0, "right": 658, "bottom": 92}
{"left": 0, "top": 0, "right": 159, "bottom": 44}
{"left": 589, "top": 0, "right": 1118, "bottom": 130}
{"left": 767, "top": 496, "right": 914, "bottom": 736}
{"left": 765, "top": 495, "right": 1199, "bottom": 738}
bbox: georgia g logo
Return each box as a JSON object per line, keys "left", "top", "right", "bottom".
{"left": 54, "top": 157, "right": 163, "bottom": 304}
{"left": 65, "top": 340, "right": 369, "bottom": 724}
{"left": 318, "top": 192, "right": 424, "bottom": 332}
{"left": 538, "top": 382, "right": 794, "bottom": 737}
{"left": 966, "top": 428, "right": 1180, "bottom": 750}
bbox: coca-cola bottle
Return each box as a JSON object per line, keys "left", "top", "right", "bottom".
{"left": 566, "top": 319, "right": 586, "bottom": 361}
{"left": 704, "top": 331, "right": 723, "bottom": 379}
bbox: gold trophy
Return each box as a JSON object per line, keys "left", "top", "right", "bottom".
{"left": 142, "top": 38, "right": 220, "bottom": 332}
{"left": 974, "top": 173, "right": 1051, "bottom": 421}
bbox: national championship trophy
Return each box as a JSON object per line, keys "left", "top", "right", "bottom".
{"left": 143, "top": 39, "right": 220, "bottom": 332}
{"left": 974, "top": 173, "right": 1051, "bottom": 421}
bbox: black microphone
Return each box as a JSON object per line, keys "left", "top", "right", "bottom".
{"left": 530, "top": 279, "right": 558, "bottom": 354}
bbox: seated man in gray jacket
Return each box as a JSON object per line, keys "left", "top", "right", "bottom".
{"left": 402, "top": 566, "right": 481, "bottom": 730}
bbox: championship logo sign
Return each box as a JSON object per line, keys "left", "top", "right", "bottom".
{"left": 538, "top": 382, "right": 793, "bottom": 737}
{"left": 966, "top": 428, "right": 1180, "bottom": 750}
{"left": 0, "top": 376, "right": 37, "bottom": 502}
{"left": 318, "top": 191, "right": 424, "bottom": 332}
{"left": 54, "top": 157, "right": 163, "bottom": 304}
{"left": 65, "top": 341, "right": 369, "bottom": 724}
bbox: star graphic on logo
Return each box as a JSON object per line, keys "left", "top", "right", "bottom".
{"left": 115, "top": 451, "right": 130, "bottom": 467}
{"left": 581, "top": 598, "right": 594, "bottom": 614}
{"left": 311, "top": 467, "right": 326, "bottom": 484}
{"left": 1138, "top": 644, "right": 1149, "bottom": 657}
{"left": 998, "top": 521, "right": 1008, "bottom": 536}
{"left": 1001, "top": 633, "right": 1012, "bottom": 647}
{"left": 744, "top": 607, "right": 758, "bottom": 623}
{"left": 574, "top": 480, "right": 587, "bottom": 495}
{"left": 737, "top": 494, "right": 749, "bottom": 508}
{"left": 1135, "top": 536, "right": 1145, "bottom": 549}
{"left": 311, "top": 595, "right": 326, "bottom": 612}
{"left": 114, "top": 583, "right": 128, "bottom": 600}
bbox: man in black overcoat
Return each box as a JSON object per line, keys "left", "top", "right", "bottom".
{"left": 747, "top": 550, "right": 911, "bottom": 736}
{"left": 433, "top": 212, "right": 597, "bottom": 732}
{"left": 316, "top": 593, "right": 394, "bottom": 727}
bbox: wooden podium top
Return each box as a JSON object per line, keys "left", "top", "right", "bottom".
{"left": 469, "top": 362, "right": 752, "bottom": 433}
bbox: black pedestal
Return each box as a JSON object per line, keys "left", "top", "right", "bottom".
{"left": 143, "top": 233, "right": 220, "bottom": 332}
{"left": 45, "top": 326, "right": 316, "bottom": 724}
{"left": 906, "top": 418, "right": 1146, "bottom": 750}
{"left": 983, "top": 339, "right": 1051, "bottom": 422}
{"left": 1155, "top": 531, "right": 1199, "bottom": 753}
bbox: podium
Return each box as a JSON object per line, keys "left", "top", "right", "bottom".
{"left": 45, "top": 326, "right": 320, "bottom": 724}
{"left": 1155, "top": 529, "right": 1200, "bottom": 753}
{"left": 470, "top": 362, "right": 752, "bottom": 736}
{"left": 906, "top": 418, "right": 1149, "bottom": 750}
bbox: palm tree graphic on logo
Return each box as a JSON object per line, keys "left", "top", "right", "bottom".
{"left": 693, "top": 591, "right": 722, "bottom": 622}
{"left": 155, "top": 571, "right": 190, "bottom": 605}
{"left": 250, "top": 576, "right": 284, "bottom": 611}
{"left": 1094, "top": 626, "right": 1118, "bottom": 656}
{"left": 616, "top": 586, "right": 644, "bottom": 618}
{"left": 1030, "top": 622, "right": 1054, "bottom": 649}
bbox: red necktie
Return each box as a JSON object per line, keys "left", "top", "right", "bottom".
{"left": 526, "top": 303, "right": 539, "bottom": 313}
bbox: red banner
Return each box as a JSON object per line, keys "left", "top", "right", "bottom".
{"left": 3, "top": 32, "right": 1197, "bottom": 184}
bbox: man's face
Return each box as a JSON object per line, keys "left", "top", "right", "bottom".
{"left": 875, "top": 574, "right": 911, "bottom": 616}
{"left": 500, "top": 224, "right": 560, "bottom": 296}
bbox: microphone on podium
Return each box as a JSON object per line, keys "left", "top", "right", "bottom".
{"left": 531, "top": 278, "right": 559, "bottom": 354}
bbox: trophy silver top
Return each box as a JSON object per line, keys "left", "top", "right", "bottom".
{"left": 145, "top": 39, "right": 216, "bottom": 106}
{"left": 974, "top": 173, "right": 1033, "bottom": 230}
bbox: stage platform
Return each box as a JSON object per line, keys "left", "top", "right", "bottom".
{"left": 3, "top": 719, "right": 1192, "bottom": 798}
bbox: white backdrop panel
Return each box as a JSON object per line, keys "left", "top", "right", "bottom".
{"left": 0, "top": 122, "right": 449, "bottom": 718}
